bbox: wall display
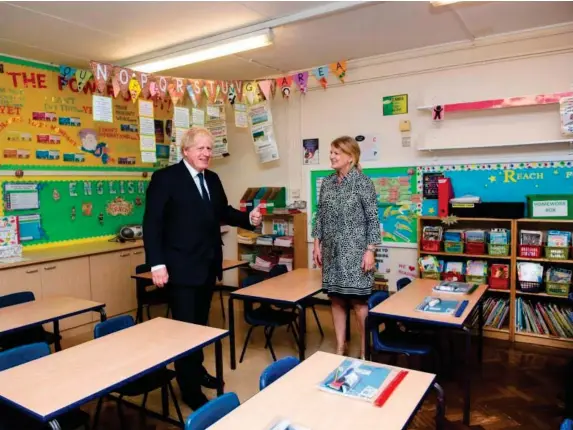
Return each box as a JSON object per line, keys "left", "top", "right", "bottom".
{"left": 419, "top": 160, "right": 573, "bottom": 216}
{"left": 422, "top": 172, "right": 444, "bottom": 199}
{"left": 309, "top": 167, "right": 421, "bottom": 247}
{"left": 1, "top": 178, "right": 148, "bottom": 246}
{"left": 355, "top": 134, "right": 380, "bottom": 162}
{"left": 302, "top": 138, "right": 319, "bottom": 165}
{"left": 249, "top": 102, "right": 279, "bottom": 163}
{"left": 0, "top": 55, "right": 172, "bottom": 171}
{"left": 382, "top": 94, "right": 408, "bottom": 116}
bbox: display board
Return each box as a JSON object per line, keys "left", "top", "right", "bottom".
{"left": 419, "top": 160, "right": 573, "bottom": 215}
{"left": 1, "top": 178, "right": 148, "bottom": 246}
{"left": 309, "top": 167, "right": 421, "bottom": 247}
{"left": 0, "top": 55, "right": 172, "bottom": 171}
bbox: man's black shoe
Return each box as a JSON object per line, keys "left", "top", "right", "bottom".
{"left": 201, "top": 372, "right": 223, "bottom": 389}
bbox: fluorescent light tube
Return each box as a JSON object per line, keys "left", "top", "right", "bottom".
{"left": 125, "top": 29, "right": 273, "bottom": 73}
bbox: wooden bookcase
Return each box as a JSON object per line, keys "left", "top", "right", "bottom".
{"left": 418, "top": 216, "right": 573, "bottom": 349}
{"left": 237, "top": 212, "right": 308, "bottom": 286}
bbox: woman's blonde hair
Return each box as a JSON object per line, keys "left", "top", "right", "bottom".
{"left": 331, "top": 136, "right": 361, "bottom": 171}
{"left": 180, "top": 127, "right": 213, "bottom": 155}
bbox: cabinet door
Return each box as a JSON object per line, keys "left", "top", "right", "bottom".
{"left": 0, "top": 266, "right": 43, "bottom": 299}
{"left": 90, "top": 251, "right": 136, "bottom": 318}
{"left": 40, "top": 257, "right": 92, "bottom": 330}
{"left": 130, "top": 248, "right": 146, "bottom": 272}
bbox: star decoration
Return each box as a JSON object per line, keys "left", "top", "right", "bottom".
{"left": 440, "top": 215, "right": 459, "bottom": 226}
{"left": 488, "top": 176, "right": 496, "bottom": 183}
{"left": 554, "top": 170, "right": 559, "bottom": 175}
{"left": 428, "top": 207, "right": 435, "bottom": 214}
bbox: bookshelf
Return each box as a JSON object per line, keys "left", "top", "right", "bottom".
{"left": 417, "top": 216, "right": 573, "bottom": 349}
{"left": 237, "top": 212, "right": 308, "bottom": 286}
{"left": 418, "top": 216, "right": 514, "bottom": 342}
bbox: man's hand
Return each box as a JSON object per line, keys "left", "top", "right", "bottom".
{"left": 250, "top": 204, "right": 263, "bottom": 226}
{"left": 152, "top": 267, "right": 169, "bottom": 288}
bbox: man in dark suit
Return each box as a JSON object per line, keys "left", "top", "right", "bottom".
{"left": 143, "top": 127, "right": 262, "bottom": 409}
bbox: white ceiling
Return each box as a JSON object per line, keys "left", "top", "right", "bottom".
{"left": 0, "top": 1, "right": 572, "bottom": 80}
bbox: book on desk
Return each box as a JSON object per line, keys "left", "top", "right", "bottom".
{"left": 318, "top": 358, "right": 408, "bottom": 406}
{"left": 432, "top": 281, "right": 478, "bottom": 294}
{"left": 416, "top": 296, "right": 470, "bottom": 317}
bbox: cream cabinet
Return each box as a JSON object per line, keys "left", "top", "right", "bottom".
{"left": 40, "top": 257, "right": 92, "bottom": 330}
{"left": 90, "top": 249, "right": 140, "bottom": 318}
{"left": 0, "top": 265, "right": 43, "bottom": 300}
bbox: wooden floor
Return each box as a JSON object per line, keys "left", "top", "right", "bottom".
{"left": 63, "top": 295, "right": 572, "bottom": 429}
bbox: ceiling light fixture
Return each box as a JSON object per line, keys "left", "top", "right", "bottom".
{"left": 124, "top": 29, "right": 273, "bottom": 73}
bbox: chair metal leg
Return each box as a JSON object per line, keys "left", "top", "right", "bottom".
{"left": 141, "top": 392, "right": 148, "bottom": 408}
{"left": 290, "top": 323, "right": 299, "bottom": 348}
{"left": 168, "top": 381, "right": 185, "bottom": 424}
{"left": 165, "top": 305, "right": 170, "bottom": 318}
{"left": 433, "top": 382, "right": 446, "bottom": 430}
{"left": 265, "top": 329, "right": 277, "bottom": 362}
{"left": 146, "top": 305, "right": 152, "bottom": 321}
{"left": 116, "top": 395, "right": 127, "bottom": 430}
{"left": 311, "top": 305, "right": 324, "bottom": 337}
{"left": 239, "top": 326, "right": 255, "bottom": 363}
{"left": 219, "top": 290, "right": 226, "bottom": 322}
{"left": 92, "top": 397, "right": 104, "bottom": 429}
{"left": 136, "top": 304, "right": 143, "bottom": 324}
{"left": 161, "top": 385, "right": 169, "bottom": 417}
{"left": 264, "top": 326, "right": 275, "bottom": 349}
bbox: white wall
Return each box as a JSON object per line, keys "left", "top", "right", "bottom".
{"left": 214, "top": 23, "right": 573, "bottom": 288}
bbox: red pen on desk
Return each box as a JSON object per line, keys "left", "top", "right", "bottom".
{"left": 373, "top": 370, "right": 408, "bottom": 407}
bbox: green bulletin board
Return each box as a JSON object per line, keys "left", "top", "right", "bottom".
{"left": 2, "top": 179, "right": 148, "bottom": 246}
{"left": 309, "top": 167, "right": 421, "bottom": 247}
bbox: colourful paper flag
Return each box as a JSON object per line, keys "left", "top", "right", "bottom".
{"left": 313, "top": 66, "right": 329, "bottom": 89}
{"left": 60, "top": 65, "right": 76, "bottom": 86}
{"left": 218, "top": 81, "right": 229, "bottom": 101}
{"left": 113, "top": 67, "right": 131, "bottom": 98}
{"left": 156, "top": 76, "right": 170, "bottom": 101}
{"left": 203, "top": 80, "right": 219, "bottom": 104}
{"left": 276, "top": 76, "right": 293, "bottom": 99}
{"left": 75, "top": 69, "right": 92, "bottom": 93}
{"left": 168, "top": 78, "right": 185, "bottom": 105}
{"left": 137, "top": 72, "right": 151, "bottom": 99}
{"left": 149, "top": 81, "right": 158, "bottom": 98}
{"left": 129, "top": 77, "right": 141, "bottom": 103}
{"left": 330, "top": 61, "right": 347, "bottom": 83}
{"left": 293, "top": 71, "right": 309, "bottom": 94}
{"left": 90, "top": 61, "right": 112, "bottom": 94}
{"left": 186, "top": 85, "right": 197, "bottom": 107}
{"left": 258, "top": 80, "right": 272, "bottom": 100}
{"left": 233, "top": 80, "right": 244, "bottom": 103}
{"left": 189, "top": 79, "right": 204, "bottom": 105}
{"left": 270, "top": 80, "right": 277, "bottom": 98}
{"left": 112, "top": 75, "right": 121, "bottom": 98}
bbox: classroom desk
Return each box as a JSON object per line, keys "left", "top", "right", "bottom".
{"left": 0, "top": 317, "right": 227, "bottom": 429}
{"left": 131, "top": 259, "right": 249, "bottom": 281}
{"left": 210, "top": 351, "right": 444, "bottom": 430}
{"left": 0, "top": 296, "right": 106, "bottom": 351}
{"left": 366, "top": 278, "right": 487, "bottom": 426}
{"left": 228, "top": 268, "right": 322, "bottom": 369}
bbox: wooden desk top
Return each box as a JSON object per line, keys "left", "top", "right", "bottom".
{"left": 231, "top": 268, "right": 322, "bottom": 304}
{"left": 132, "top": 259, "right": 248, "bottom": 281}
{"left": 0, "top": 296, "right": 104, "bottom": 335}
{"left": 370, "top": 278, "right": 488, "bottom": 328}
{"left": 210, "top": 351, "right": 435, "bottom": 430}
{"left": 0, "top": 240, "right": 144, "bottom": 271}
{"left": 0, "top": 317, "right": 227, "bottom": 421}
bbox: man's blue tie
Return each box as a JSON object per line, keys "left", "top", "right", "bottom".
{"left": 197, "top": 172, "right": 210, "bottom": 203}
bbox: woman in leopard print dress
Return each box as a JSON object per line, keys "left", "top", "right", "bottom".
{"left": 312, "top": 136, "right": 381, "bottom": 358}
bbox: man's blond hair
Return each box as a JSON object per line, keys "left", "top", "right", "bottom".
{"left": 180, "top": 127, "right": 213, "bottom": 155}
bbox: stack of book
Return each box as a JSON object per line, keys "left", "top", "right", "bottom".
{"left": 256, "top": 235, "right": 276, "bottom": 246}
{"left": 238, "top": 231, "right": 259, "bottom": 245}
{"left": 516, "top": 298, "right": 573, "bottom": 338}
{"left": 278, "top": 254, "right": 294, "bottom": 271}
{"left": 250, "top": 255, "right": 277, "bottom": 272}
{"left": 274, "top": 236, "right": 294, "bottom": 247}
{"left": 469, "top": 296, "right": 509, "bottom": 329}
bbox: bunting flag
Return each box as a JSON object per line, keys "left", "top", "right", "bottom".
{"left": 203, "top": 80, "right": 219, "bottom": 104}
{"left": 276, "top": 76, "right": 293, "bottom": 99}
{"left": 244, "top": 81, "right": 258, "bottom": 105}
{"left": 112, "top": 75, "right": 121, "bottom": 98}
{"left": 113, "top": 66, "right": 131, "bottom": 98}
{"left": 228, "top": 84, "right": 237, "bottom": 105}
{"left": 186, "top": 84, "right": 197, "bottom": 107}
{"left": 293, "top": 71, "right": 309, "bottom": 94}
{"left": 149, "top": 81, "right": 159, "bottom": 98}
{"left": 156, "top": 76, "right": 169, "bottom": 101}
{"left": 218, "top": 80, "right": 229, "bottom": 101}
{"left": 168, "top": 77, "right": 185, "bottom": 105}
{"left": 59, "top": 65, "right": 76, "bottom": 86}
{"left": 75, "top": 69, "right": 92, "bottom": 93}
{"left": 330, "top": 60, "right": 347, "bottom": 83}
{"left": 258, "top": 80, "right": 272, "bottom": 100}
{"left": 313, "top": 66, "right": 329, "bottom": 89}
{"left": 233, "top": 80, "right": 244, "bottom": 103}
{"left": 189, "top": 79, "right": 204, "bottom": 106}
{"left": 270, "top": 79, "right": 277, "bottom": 99}
{"left": 129, "top": 76, "right": 141, "bottom": 103}
{"left": 90, "top": 61, "right": 112, "bottom": 94}
{"left": 137, "top": 72, "right": 151, "bottom": 99}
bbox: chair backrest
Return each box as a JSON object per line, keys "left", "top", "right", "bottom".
{"left": 368, "top": 291, "right": 389, "bottom": 311}
{"left": 561, "top": 419, "right": 573, "bottom": 430}
{"left": 241, "top": 275, "right": 265, "bottom": 288}
{"left": 0, "top": 342, "right": 50, "bottom": 371}
{"left": 259, "top": 356, "right": 300, "bottom": 390}
{"left": 94, "top": 315, "right": 135, "bottom": 339}
{"left": 184, "top": 392, "right": 240, "bottom": 430}
{"left": 269, "top": 264, "right": 288, "bottom": 278}
{"left": 0, "top": 291, "right": 35, "bottom": 309}
{"left": 396, "top": 277, "right": 412, "bottom": 291}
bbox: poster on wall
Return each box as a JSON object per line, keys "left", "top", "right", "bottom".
{"left": 249, "top": 102, "right": 279, "bottom": 163}
{"left": 0, "top": 55, "right": 172, "bottom": 171}
{"left": 375, "top": 246, "right": 418, "bottom": 292}
{"left": 302, "top": 138, "right": 319, "bottom": 165}
{"left": 309, "top": 167, "right": 421, "bottom": 247}
{"left": 382, "top": 94, "right": 408, "bottom": 116}
{"left": 355, "top": 134, "right": 380, "bottom": 162}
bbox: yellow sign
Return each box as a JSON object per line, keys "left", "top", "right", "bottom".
{"left": 0, "top": 55, "right": 172, "bottom": 171}
{"left": 382, "top": 94, "right": 408, "bottom": 116}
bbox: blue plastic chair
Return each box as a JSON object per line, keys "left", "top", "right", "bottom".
{"left": 368, "top": 291, "right": 435, "bottom": 370}
{"left": 562, "top": 419, "right": 573, "bottom": 430}
{"left": 259, "top": 356, "right": 300, "bottom": 390}
{"left": 0, "top": 292, "right": 59, "bottom": 351}
{"left": 0, "top": 343, "right": 89, "bottom": 429}
{"left": 185, "top": 392, "right": 240, "bottom": 430}
{"left": 92, "top": 315, "right": 183, "bottom": 428}
{"left": 396, "top": 277, "right": 412, "bottom": 291}
{"left": 239, "top": 275, "right": 299, "bottom": 363}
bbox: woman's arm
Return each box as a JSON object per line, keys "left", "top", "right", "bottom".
{"left": 361, "top": 177, "right": 382, "bottom": 248}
